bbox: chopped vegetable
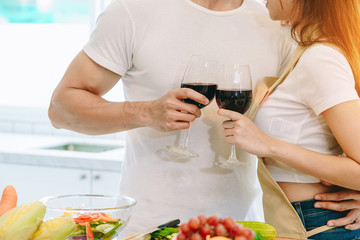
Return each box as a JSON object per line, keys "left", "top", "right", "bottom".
{"left": 150, "top": 227, "right": 180, "bottom": 240}
{"left": 86, "top": 222, "right": 94, "bottom": 240}
{"left": 253, "top": 232, "right": 264, "bottom": 240}
{"left": 74, "top": 213, "right": 118, "bottom": 224}
{"left": 102, "top": 221, "right": 123, "bottom": 238}
{"left": 68, "top": 212, "right": 122, "bottom": 240}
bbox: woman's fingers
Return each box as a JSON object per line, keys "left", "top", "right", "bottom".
{"left": 217, "top": 109, "right": 244, "bottom": 121}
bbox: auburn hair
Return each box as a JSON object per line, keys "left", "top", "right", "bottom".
{"left": 289, "top": 0, "right": 360, "bottom": 96}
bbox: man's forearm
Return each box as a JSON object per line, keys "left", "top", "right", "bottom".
{"left": 49, "top": 88, "right": 150, "bottom": 135}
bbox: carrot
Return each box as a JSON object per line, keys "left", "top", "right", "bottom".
{"left": 0, "top": 185, "right": 17, "bottom": 216}
{"left": 100, "top": 215, "right": 118, "bottom": 222}
{"left": 73, "top": 212, "right": 118, "bottom": 223}
{"left": 85, "top": 222, "right": 94, "bottom": 240}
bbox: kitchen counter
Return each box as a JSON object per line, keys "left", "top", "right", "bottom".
{"left": 0, "top": 133, "right": 124, "bottom": 171}
{"left": 0, "top": 133, "right": 310, "bottom": 239}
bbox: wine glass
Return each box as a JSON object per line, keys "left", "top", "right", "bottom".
{"left": 166, "top": 55, "right": 218, "bottom": 158}
{"left": 216, "top": 64, "right": 252, "bottom": 166}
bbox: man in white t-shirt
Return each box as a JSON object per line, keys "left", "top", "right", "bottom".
{"left": 48, "top": 0, "right": 360, "bottom": 233}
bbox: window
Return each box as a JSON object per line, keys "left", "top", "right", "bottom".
{"left": 0, "top": 0, "right": 89, "bottom": 24}
{"left": 0, "top": 0, "right": 119, "bottom": 110}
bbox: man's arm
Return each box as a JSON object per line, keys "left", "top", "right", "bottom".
{"left": 48, "top": 51, "right": 209, "bottom": 135}
{"left": 314, "top": 189, "right": 360, "bottom": 230}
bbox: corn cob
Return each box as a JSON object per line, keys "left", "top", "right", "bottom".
{"left": 237, "top": 221, "right": 276, "bottom": 240}
{"left": 0, "top": 201, "right": 46, "bottom": 240}
{"left": 32, "top": 214, "right": 76, "bottom": 240}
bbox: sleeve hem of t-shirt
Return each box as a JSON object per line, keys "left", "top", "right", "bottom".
{"left": 83, "top": 44, "right": 127, "bottom": 77}
{"left": 313, "top": 95, "right": 359, "bottom": 115}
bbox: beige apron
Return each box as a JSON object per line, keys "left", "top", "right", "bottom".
{"left": 245, "top": 45, "right": 335, "bottom": 239}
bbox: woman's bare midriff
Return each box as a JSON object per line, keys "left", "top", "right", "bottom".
{"left": 277, "top": 182, "right": 341, "bottom": 202}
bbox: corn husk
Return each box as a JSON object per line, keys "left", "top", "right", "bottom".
{"left": 0, "top": 201, "right": 46, "bottom": 240}
{"left": 32, "top": 214, "right": 76, "bottom": 240}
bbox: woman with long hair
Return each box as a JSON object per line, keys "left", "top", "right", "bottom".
{"left": 218, "top": 0, "right": 360, "bottom": 239}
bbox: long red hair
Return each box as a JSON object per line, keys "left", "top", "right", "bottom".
{"left": 289, "top": 0, "right": 360, "bottom": 96}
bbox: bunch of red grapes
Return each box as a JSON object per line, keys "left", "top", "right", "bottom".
{"left": 177, "top": 215, "right": 255, "bottom": 240}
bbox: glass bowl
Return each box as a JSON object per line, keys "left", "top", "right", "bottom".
{"left": 40, "top": 194, "right": 136, "bottom": 240}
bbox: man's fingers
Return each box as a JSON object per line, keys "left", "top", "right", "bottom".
{"left": 315, "top": 190, "right": 360, "bottom": 201}
{"left": 315, "top": 200, "right": 359, "bottom": 211}
{"left": 170, "top": 110, "right": 197, "bottom": 123}
{"left": 166, "top": 121, "right": 191, "bottom": 131}
{"left": 327, "top": 210, "right": 360, "bottom": 228}
{"left": 345, "top": 217, "right": 360, "bottom": 230}
{"left": 177, "top": 103, "right": 201, "bottom": 117}
{"left": 175, "top": 88, "right": 209, "bottom": 105}
{"left": 163, "top": 111, "right": 197, "bottom": 131}
{"left": 165, "top": 89, "right": 202, "bottom": 116}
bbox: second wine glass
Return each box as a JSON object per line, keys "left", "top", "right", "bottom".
{"left": 166, "top": 55, "right": 218, "bottom": 158}
{"left": 216, "top": 64, "right": 253, "bottom": 166}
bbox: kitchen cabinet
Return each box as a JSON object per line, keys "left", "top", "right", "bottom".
{"left": 91, "top": 170, "right": 121, "bottom": 195}
{"left": 0, "top": 163, "right": 121, "bottom": 204}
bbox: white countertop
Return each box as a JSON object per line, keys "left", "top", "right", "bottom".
{"left": 0, "top": 133, "right": 124, "bottom": 171}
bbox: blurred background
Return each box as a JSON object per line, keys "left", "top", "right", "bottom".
{"left": 0, "top": 0, "right": 123, "bottom": 110}
{"left": 0, "top": 0, "right": 125, "bottom": 204}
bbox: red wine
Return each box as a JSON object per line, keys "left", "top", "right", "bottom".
{"left": 181, "top": 83, "right": 218, "bottom": 109}
{"left": 216, "top": 89, "right": 252, "bottom": 113}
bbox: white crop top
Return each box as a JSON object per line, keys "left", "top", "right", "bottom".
{"left": 254, "top": 44, "right": 359, "bottom": 183}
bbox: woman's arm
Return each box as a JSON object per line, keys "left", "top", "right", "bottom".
{"left": 217, "top": 99, "right": 360, "bottom": 190}
{"left": 322, "top": 100, "right": 360, "bottom": 163}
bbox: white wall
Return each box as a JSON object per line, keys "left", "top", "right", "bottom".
{"left": 0, "top": 23, "right": 123, "bottom": 109}
{"left": 0, "top": 23, "right": 123, "bottom": 140}
{"left": 0, "top": 24, "right": 87, "bottom": 108}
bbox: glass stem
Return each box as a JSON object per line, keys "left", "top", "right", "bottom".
{"left": 229, "top": 144, "right": 238, "bottom": 161}
{"left": 180, "top": 124, "right": 191, "bottom": 149}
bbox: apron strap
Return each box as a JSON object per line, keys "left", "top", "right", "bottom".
{"left": 268, "top": 45, "right": 307, "bottom": 93}
{"left": 246, "top": 45, "right": 307, "bottom": 121}
{"left": 248, "top": 45, "right": 336, "bottom": 238}
{"left": 306, "top": 225, "right": 335, "bottom": 238}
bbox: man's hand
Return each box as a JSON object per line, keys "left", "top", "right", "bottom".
{"left": 145, "top": 88, "right": 209, "bottom": 132}
{"left": 314, "top": 190, "right": 360, "bottom": 230}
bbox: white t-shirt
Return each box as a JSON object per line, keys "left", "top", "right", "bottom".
{"left": 255, "top": 44, "right": 359, "bottom": 183}
{"left": 83, "top": 0, "right": 294, "bottom": 233}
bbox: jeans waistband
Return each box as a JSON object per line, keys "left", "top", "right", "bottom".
{"left": 291, "top": 198, "right": 317, "bottom": 210}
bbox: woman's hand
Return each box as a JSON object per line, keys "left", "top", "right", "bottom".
{"left": 217, "top": 108, "right": 274, "bottom": 157}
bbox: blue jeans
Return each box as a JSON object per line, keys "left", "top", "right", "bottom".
{"left": 291, "top": 199, "right": 360, "bottom": 240}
